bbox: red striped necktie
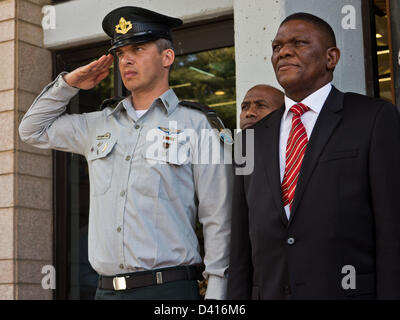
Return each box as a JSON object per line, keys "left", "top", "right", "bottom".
{"left": 281, "top": 103, "right": 310, "bottom": 210}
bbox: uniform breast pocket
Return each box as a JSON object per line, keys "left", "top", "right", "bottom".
{"left": 87, "top": 138, "right": 117, "bottom": 196}
{"left": 138, "top": 141, "right": 192, "bottom": 201}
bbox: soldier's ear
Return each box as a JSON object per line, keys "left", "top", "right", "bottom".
{"left": 162, "top": 48, "right": 175, "bottom": 68}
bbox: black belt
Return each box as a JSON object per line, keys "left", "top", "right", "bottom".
{"left": 98, "top": 265, "right": 203, "bottom": 291}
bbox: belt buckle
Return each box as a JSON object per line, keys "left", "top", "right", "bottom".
{"left": 113, "top": 276, "right": 127, "bottom": 291}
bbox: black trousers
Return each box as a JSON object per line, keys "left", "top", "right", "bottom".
{"left": 95, "top": 279, "right": 202, "bottom": 300}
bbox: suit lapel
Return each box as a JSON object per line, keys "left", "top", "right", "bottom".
{"left": 259, "top": 105, "right": 289, "bottom": 226}
{"left": 288, "top": 86, "right": 345, "bottom": 224}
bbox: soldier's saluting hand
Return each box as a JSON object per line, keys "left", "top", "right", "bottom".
{"left": 63, "top": 54, "right": 113, "bottom": 90}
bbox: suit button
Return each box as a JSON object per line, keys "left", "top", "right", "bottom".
{"left": 284, "top": 285, "right": 292, "bottom": 295}
{"left": 287, "top": 237, "right": 295, "bottom": 245}
{"left": 135, "top": 124, "right": 140, "bottom": 129}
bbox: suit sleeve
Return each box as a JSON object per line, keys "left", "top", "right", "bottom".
{"left": 369, "top": 103, "right": 400, "bottom": 299}
{"left": 227, "top": 132, "right": 253, "bottom": 299}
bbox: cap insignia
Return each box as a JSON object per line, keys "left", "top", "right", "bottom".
{"left": 115, "top": 17, "right": 132, "bottom": 35}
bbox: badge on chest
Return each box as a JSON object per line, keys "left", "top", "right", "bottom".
{"left": 144, "top": 124, "right": 190, "bottom": 165}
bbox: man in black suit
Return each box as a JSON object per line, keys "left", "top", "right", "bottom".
{"left": 228, "top": 12, "right": 400, "bottom": 299}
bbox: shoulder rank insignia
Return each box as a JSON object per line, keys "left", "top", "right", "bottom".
{"left": 98, "top": 96, "right": 125, "bottom": 111}
{"left": 179, "top": 100, "right": 234, "bottom": 145}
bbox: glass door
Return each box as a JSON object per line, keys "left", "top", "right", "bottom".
{"left": 388, "top": 0, "right": 399, "bottom": 109}
{"left": 373, "top": 0, "right": 396, "bottom": 104}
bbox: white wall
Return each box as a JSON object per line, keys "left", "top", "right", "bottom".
{"left": 233, "top": 0, "right": 284, "bottom": 126}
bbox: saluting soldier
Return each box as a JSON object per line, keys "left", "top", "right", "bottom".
{"left": 19, "top": 6, "right": 232, "bottom": 300}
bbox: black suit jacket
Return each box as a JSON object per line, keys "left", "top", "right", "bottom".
{"left": 227, "top": 87, "right": 400, "bottom": 299}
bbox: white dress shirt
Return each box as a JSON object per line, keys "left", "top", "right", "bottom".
{"left": 279, "top": 83, "right": 332, "bottom": 219}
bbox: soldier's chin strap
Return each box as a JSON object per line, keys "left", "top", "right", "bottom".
{"left": 179, "top": 100, "right": 233, "bottom": 145}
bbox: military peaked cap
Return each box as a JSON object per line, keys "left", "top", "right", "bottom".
{"left": 102, "top": 6, "right": 182, "bottom": 52}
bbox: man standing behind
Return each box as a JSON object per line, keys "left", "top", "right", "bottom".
{"left": 228, "top": 13, "right": 400, "bottom": 299}
{"left": 240, "top": 85, "right": 284, "bottom": 130}
{"left": 19, "top": 6, "right": 232, "bottom": 300}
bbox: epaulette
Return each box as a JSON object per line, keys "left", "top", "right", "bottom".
{"left": 179, "top": 100, "right": 233, "bottom": 145}
{"left": 98, "top": 96, "right": 125, "bottom": 110}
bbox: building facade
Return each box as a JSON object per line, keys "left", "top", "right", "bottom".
{"left": 0, "top": 0, "right": 398, "bottom": 299}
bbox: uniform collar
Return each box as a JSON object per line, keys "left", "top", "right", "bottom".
{"left": 108, "top": 88, "right": 179, "bottom": 117}
{"left": 107, "top": 97, "right": 128, "bottom": 117}
{"left": 158, "top": 88, "right": 180, "bottom": 115}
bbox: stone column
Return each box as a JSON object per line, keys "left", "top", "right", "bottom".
{"left": 0, "top": 0, "right": 53, "bottom": 300}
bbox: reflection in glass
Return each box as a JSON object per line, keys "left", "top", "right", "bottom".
{"left": 374, "top": 0, "right": 393, "bottom": 102}
{"left": 170, "top": 47, "right": 237, "bottom": 131}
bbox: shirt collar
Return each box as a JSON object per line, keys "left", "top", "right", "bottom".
{"left": 159, "top": 88, "right": 180, "bottom": 115}
{"left": 283, "top": 82, "right": 332, "bottom": 119}
{"left": 107, "top": 96, "right": 129, "bottom": 118}
{"left": 108, "top": 88, "right": 179, "bottom": 117}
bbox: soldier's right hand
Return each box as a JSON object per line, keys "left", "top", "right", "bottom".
{"left": 63, "top": 54, "right": 114, "bottom": 90}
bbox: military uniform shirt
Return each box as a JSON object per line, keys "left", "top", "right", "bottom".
{"left": 19, "top": 73, "right": 233, "bottom": 299}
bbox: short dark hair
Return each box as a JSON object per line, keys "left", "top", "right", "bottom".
{"left": 281, "top": 12, "right": 337, "bottom": 47}
{"left": 155, "top": 38, "right": 174, "bottom": 53}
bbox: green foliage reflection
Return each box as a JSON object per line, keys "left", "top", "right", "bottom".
{"left": 170, "top": 47, "right": 237, "bottom": 131}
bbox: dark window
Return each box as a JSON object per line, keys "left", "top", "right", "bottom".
{"left": 373, "top": 0, "right": 395, "bottom": 102}
{"left": 363, "top": 0, "right": 397, "bottom": 104}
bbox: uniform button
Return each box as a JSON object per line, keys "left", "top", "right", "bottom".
{"left": 120, "top": 191, "right": 126, "bottom": 197}
{"left": 117, "top": 227, "right": 122, "bottom": 233}
{"left": 90, "top": 147, "right": 94, "bottom": 152}
{"left": 119, "top": 264, "right": 124, "bottom": 269}
{"left": 125, "top": 155, "right": 131, "bottom": 161}
{"left": 134, "top": 124, "right": 140, "bottom": 129}
{"left": 287, "top": 237, "right": 295, "bottom": 245}
{"left": 284, "top": 285, "right": 292, "bottom": 295}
